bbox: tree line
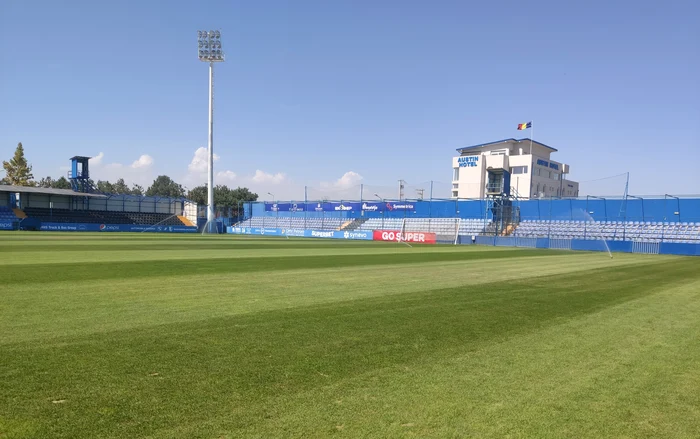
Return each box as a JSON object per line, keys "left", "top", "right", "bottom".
{"left": 2, "top": 142, "right": 258, "bottom": 210}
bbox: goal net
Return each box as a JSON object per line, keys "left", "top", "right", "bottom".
{"left": 396, "top": 217, "right": 460, "bottom": 246}
{"left": 201, "top": 220, "right": 223, "bottom": 235}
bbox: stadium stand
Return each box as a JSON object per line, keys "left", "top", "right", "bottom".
{"left": 235, "top": 217, "right": 346, "bottom": 230}
{"left": 513, "top": 220, "right": 700, "bottom": 243}
{"left": 236, "top": 216, "right": 491, "bottom": 238}
{"left": 0, "top": 206, "right": 20, "bottom": 222}
{"left": 22, "top": 207, "right": 186, "bottom": 226}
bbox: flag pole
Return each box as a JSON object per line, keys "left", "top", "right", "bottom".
{"left": 529, "top": 121, "right": 533, "bottom": 155}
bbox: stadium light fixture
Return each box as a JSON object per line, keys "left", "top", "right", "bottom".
{"left": 197, "top": 30, "right": 225, "bottom": 231}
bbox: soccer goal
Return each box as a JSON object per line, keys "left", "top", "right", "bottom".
{"left": 396, "top": 217, "right": 461, "bottom": 246}
{"left": 201, "top": 220, "right": 223, "bottom": 235}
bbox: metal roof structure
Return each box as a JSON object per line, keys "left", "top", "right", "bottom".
{"left": 0, "top": 185, "right": 107, "bottom": 198}
{"left": 456, "top": 138, "right": 558, "bottom": 153}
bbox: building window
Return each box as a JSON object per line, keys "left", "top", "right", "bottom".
{"left": 452, "top": 183, "right": 458, "bottom": 189}
{"left": 453, "top": 167, "right": 459, "bottom": 181}
{"left": 511, "top": 166, "right": 529, "bottom": 174}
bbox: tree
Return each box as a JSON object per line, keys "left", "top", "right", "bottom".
{"left": 38, "top": 176, "right": 55, "bottom": 188}
{"left": 187, "top": 185, "right": 207, "bottom": 205}
{"left": 53, "top": 177, "right": 72, "bottom": 189}
{"left": 146, "top": 175, "right": 185, "bottom": 198}
{"left": 187, "top": 184, "right": 258, "bottom": 217}
{"left": 2, "top": 143, "right": 34, "bottom": 186}
{"left": 131, "top": 184, "right": 144, "bottom": 196}
{"left": 96, "top": 180, "right": 115, "bottom": 193}
{"left": 113, "top": 178, "right": 131, "bottom": 195}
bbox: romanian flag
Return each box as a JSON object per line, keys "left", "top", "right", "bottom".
{"left": 517, "top": 122, "right": 532, "bottom": 130}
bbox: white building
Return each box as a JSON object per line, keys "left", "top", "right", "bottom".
{"left": 451, "top": 138, "right": 579, "bottom": 199}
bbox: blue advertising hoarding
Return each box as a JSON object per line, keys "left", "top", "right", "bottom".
{"left": 0, "top": 221, "right": 17, "bottom": 230}
{"left": 226, "top": 226, "right": 373, "bottom": 241}
{"left": 39, "top": 223, "right": 198, "bottom": 233}
{"left": 263, "top": 201, "right": 417, "bottom": 213}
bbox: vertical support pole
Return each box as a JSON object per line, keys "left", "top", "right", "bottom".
{"left": 207, "top": 61, "right": 215, "bottom": 230}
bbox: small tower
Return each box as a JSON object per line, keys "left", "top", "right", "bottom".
{"left": 69, "top": 156, "right": 98, "bottom": 193}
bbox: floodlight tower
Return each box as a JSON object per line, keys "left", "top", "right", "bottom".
{"left": 197, "top": 30, "right": 224, "bottom": 228}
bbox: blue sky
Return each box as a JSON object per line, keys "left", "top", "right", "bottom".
{"left": 1, "top": 0, "right": 698, "bottom": 199}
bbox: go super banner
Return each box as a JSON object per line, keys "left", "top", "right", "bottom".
{"left": 372, "top": 230, "right": 437, "bottom": 244}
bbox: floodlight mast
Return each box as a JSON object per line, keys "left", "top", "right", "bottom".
{"left": 197, "top": 30, "right": 224, "bottom": 229}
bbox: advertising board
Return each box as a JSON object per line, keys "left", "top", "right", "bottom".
{"left": 38, "top": 223, "right": 198, "bottom": 233}
{"left": 372, "top": 230, "right": 437, "bottom": 244}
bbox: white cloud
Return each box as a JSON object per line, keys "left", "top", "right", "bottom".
{"left": 131, "top": 154, "right": 153, "bottom": 169}
{"left": 252, "top": 170, "right": 286, "bottom": 184}
{"left": 90, "top": 152, "right": 104, "bottom": 166}
{"left": 83, "top": 152, "right": 155, "bottom": 186}
{"left": 188, "top": 147, "right": 220, "bottom": 173}
{"left": 217, "top": 170, "right": 236, "bottom": 181}
{"left": 335, "top": 171, "right": 363, "bottom": 188}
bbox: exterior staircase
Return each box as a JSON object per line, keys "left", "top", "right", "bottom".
{"left": 12, "top": 208, "right": 26, "bottom": 219}
{"left": 340, "top": 218, "right": 367, "bottom": 231}
{"left": 177, "top": 215, "right": 195, "bottom": 226}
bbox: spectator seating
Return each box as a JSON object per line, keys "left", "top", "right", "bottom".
{"left": 513, "top": 220, "right": 700, "bottom": 243}
{"left": 235, "top": 217, "right": 346, "bottom": 231}
{"left": 0, "top": 206, "right": 20, "bottom": 223}
{"left": 23, "top": 207, "right": 186, "bottom": 226}
{"left": 236, "top": 216, "right": 490, "bottom": 237}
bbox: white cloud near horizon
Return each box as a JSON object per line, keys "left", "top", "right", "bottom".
{"left": 187, "top": 147, "right": 220, "bottom": 174}
{"left": 252, "top": 170, "right": 286, "bottom": 184}
{"left": 131, "top": 155, "right": 153, "bottom": 169}
{"left": 84, "top": 151, "right": 155, "bottom": 186}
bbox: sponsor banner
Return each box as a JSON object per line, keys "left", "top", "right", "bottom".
{"left": 372, "top": 230, "right": 437, "bottom": 244}
{"left": 0, "top": 222, "right": 16, "bottom": 230}
{"left": 385, "top": 202, "right": 415, "bottom": 211}
{"left": 265, "top": 202, "right": 365, "bottom": 212}
{"left": 227, "top": 227, "right": 373, "bottom": 241}
{"left": 227, "top": 227, "right": 282, "bottom": 236}
{"left": 360, "top": 202, "right": 383, "bottom": 212}
{"left": 334, "top": 230, "right": 373, "bottom": 240}
{"left": 281, "top": 228, "right": 306, "bottom": 237}
{"left": 265, "top": 203, "right": 306, "bottom": 212}
{"left": 38, "top": 223, "right": 198, "bottom": 233}
{"left": 309, "top": 230, "right": 334, "bottom": 239}
{"left": 263, "top": 201, "right": 418, "bottom": 213}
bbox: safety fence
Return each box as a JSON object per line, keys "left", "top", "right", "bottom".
{"left": 472, "top": 236, "right": 699, "bottom": 256}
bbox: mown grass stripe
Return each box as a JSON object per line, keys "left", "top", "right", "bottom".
{"left": 0, "top": 248, "right": 564, "bottom": 284}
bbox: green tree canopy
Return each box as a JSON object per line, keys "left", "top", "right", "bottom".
{"left": 187, "top": 184, "right": 258, "bottom": 216}
{"left": 2, "top": 143, "right": 35, "bottom": 186}
{"left": 38, "top": 176, "right": 55, "bottom": 188}
{"left": 38, "top": 176, "right": 73, "bottom": 190}
{"left": 96, "top": 180, "right": 115, "bottom": 193}
{"left": 146, "top": 175, "right": 185, "bottom": 198}
{"left": 131, "top": 184, "right": 144, "bottom": 196}
{"left": 53, "top": 177, "right": 72, "bottom": 190}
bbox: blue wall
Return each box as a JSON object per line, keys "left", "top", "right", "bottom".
{"left": 248, "top": 197, "right": 700, "bottom": 223}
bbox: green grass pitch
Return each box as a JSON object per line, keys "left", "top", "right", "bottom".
{"left": 1, "top": 232, "right": 699, "bottom": 438}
